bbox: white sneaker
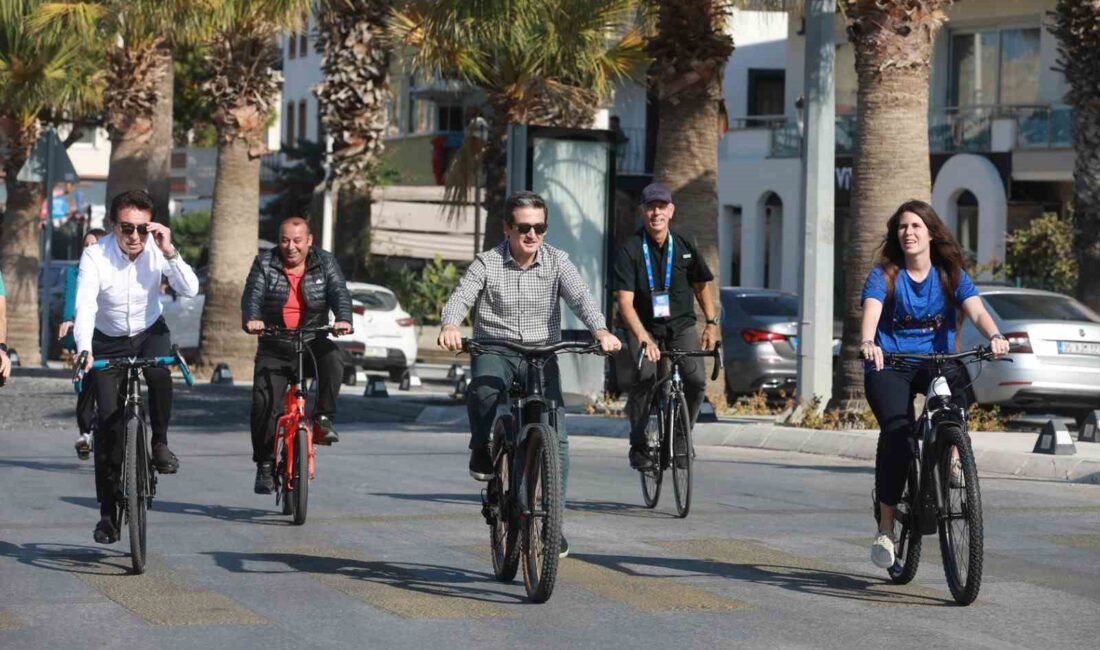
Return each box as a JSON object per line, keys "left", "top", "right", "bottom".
{"left": 871, "top": 532, "right": 896, "bottom": 569}
{"left": 949, "top": 456, "right": 964, "bottom": 488}
{"left": 74, "top": 432, "right": 93, "bottom": 459}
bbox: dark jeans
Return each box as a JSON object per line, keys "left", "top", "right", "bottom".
{"left": 77, "top": 371, "right": 96, "bottom": 434}
{"left": 467, "top": 350, "right": 569, "bottom": 498}
{"left": 250, "top": 337, "right": 343, "bottom": 463}
{"left": 864, "top": 363, "right": 969, "bottom": 506}
{"left": 91, "top": 318, "right": 173, "bottom": 515}
{"left": 624, "top": 327, "right": 707, "bottom": 446}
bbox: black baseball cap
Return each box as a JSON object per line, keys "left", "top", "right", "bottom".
{"left": 641, "top": 183, "right": 672, "bottom": 205}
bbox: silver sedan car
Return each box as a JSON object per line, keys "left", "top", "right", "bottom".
{"left": 958, "top": 285, "right": 1100, "bottom": 421}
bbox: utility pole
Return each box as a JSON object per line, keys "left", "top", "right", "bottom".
{"left": 795, "top": 0, "right": 836, "bottom": 410}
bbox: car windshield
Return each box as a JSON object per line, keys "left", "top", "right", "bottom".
{"left": 351, "top": 290, "right": 398, "bottom": 311}
{"left": 985, "top": 293, "right": 1100, "bottom": 323}
{"left": 733, "top": 295, "right": 799, "bottom": 318}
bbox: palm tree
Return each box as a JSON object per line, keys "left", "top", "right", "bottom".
{"left": 1051, "top": 1, "right": 1100, "bottom": 312}
{"left": 391, "top": 0, "right": 646, "bottom": 250}
{"left": 33, "top": 1, "right": 207, "bottom": 223}
{"left": 1, "top": 0, "right": 102, "bottom": 365}
{"left": 196, "top": 0, "right": 310, "bottom": 378}
{"left": 645, "top": 0, "right": 734, "bottom": 405}
{"left": 834, "top": 0, "right": 955, "bottom": 408}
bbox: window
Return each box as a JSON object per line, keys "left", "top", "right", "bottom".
{"left": 288, "top": 32, "right": 297, "bottom": 59}
{"left": 286, "top": 101, "right": 296, "bottom": 144}
{"left": 299, "top": 25, "right": 308, "bottom": 57}
{"left": 950, "top": 27, "right": 1040, "bottom": 106}
{"left": 298, "top": 100, "right": 307, "bottom": 142}
{"left": 747, "top": 69, "right": 785, "bottom": 119}
{"left": 351, "top": 290, "right": 398, "bottom": 311}
{"left": 436, "top": 105, "right": 464, "bottom": 132}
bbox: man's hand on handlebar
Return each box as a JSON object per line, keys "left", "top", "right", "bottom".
{"left": 332, "top": 320, "right": 353, "bottom": 336}
{"left": 77, "top": 350, "right": 94, "bottom": 372}
{"left": 244, "top": 320, "right": 266, "bottom": 334}
{"left": 638, "top": 333, "right": 661, "bottom": 363}
{"left": 595, "top": 329, "right": 622, "bottom": 354}
{"left": 438, "top": 324, "right": 463, "bottom": 351}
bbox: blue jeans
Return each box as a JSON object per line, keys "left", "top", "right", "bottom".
{"left": 467, "top": 350, "right": 569, "bottom": 499}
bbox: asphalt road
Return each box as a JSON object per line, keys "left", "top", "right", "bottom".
{"left": 1, "top": 383, "right": 1099, "bottom": 648}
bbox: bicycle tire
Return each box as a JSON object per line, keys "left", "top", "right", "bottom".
{"left": 937, "top": 424, "right": 983, "bottom": 605}
{"left": 670, "top": 397, "right": 693, "bottom": 518}
{"left": 522, "top": 424, "right": 561, "bottom": 603}
{"left": 887, "top": 458, "right": 922, "bottom": 584}
{"left": 292, "top": 426, "right": 310, "bottom": 525}
{"left": 490, "top": 443, "right": 520, "bottom": 582}
{"left": 640, "top": 403, "right": 662, "bottom": 508}
{"left": 277, "top": 437, "right": 292, "bottom": 515}
{"left": 124, "top": 408, "right": 147, "bottom": 575}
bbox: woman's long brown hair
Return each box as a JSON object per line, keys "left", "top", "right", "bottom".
{"left": 876, "top": 200, "right": 967, "bottom": 306}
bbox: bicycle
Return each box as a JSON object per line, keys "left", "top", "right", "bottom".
{"left": 74, "top": 346, "right": 194, "bottom": 575}
{"left": 258, "top": 326, "right": 348, "bottom": 525}
{"left": 875, "top": 346, "right": 1006, "bottom": 605}
{"left": 634, "top": 342, "right": 722, "bottom": 518}
{"left": 463, "top": 337, "right": 606, "bottom": 604}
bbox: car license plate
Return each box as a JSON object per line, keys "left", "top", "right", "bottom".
{"left": 364, "top": 347, "right": 388, "bottom": 358}
{"left": 1058, "top": 341, "right": 1100, "bottom": 356}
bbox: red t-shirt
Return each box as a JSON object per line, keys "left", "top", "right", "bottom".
{"left": 282, "top": 266, "right": 306, "bottom": 328}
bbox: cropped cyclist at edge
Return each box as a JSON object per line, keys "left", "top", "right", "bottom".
{"left": 613, "top": 183, "right": 719, "bottom": 470}
{"left": 437, "top": 190, "right": 622, "bottom": 557}
{"left": 860, "top": 199, "right": 1008, "bottom": 569}
{"left": 74, "top": 190, "right": 200, "bottom": 544}
{"left": 241, "top": 216, "right": 353, "bottom": 495}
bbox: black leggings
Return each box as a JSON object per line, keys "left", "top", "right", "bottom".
{"left": 864, "top": 363, "right": 969, "bottom": 506}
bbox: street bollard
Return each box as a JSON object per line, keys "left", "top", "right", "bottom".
{"left": 1079, "top": 411, "right": 1099, "bottom": 443}
{"left": 399, "top": 367, "right": 422, "bottom": 391}
{"left": 210, "top": 362, "right": 233, "bottom": 385}
{"left": 447, "top": 363, "right": 466, "bottom": 380}
{"left": 696, "top": 397, "right": 718, "bottom": 423}
{"left": 1033, "top": 419, "right": 1076, "bottom": 455}
{"left": 452, "top": 375, "right": 469, "bottom": 401}
{"left": 363, "top": 374, "right": 389, "bottom": 398}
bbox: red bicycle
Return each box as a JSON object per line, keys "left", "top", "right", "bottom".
{"left": 260, "top": 326, "right": 346, "bottom": 525}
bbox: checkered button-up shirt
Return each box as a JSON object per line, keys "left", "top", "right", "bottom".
{"left": 441, "top": 241, "right": 607, "bottom": 343}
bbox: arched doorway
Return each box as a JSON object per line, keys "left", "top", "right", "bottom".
{"left": 956, "top": 190, "right": 979, "bottom": 265}
{"left": 764, "top": 192, "right": 783, "bottom": 289}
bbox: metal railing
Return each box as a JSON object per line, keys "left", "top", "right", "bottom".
{"left": 1014, "top": 105, "right": 1073, "bottom": 149}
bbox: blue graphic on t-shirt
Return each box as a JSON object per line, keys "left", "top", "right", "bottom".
{"left": 861, "top": 265, "right": 978, "bottom": 355}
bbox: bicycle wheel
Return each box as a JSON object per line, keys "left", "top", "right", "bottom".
{"left": 640, "top": 403, "right": 662, "bottom": 508}
{"left": 276, "top": 436, "right": 292, "bottom": 515}
{"left": 670, "top": 397, "right": 693, "bottom": 518}
{"left": 522, "top": 424, "right": 561, "bottom": 603}
{"left": 887, "top": 458, "right": 922, "bottom": 584}
{"left": 489, "top": 439, "right": 520, "bottom": 582}
{"left": 124, "top": 408, "right": 147, "bottom": 575}
{"left": 938, "top": 424, "right": 983, "bottom": 605}
{"left": 291, "top": 426, "right": 310, "bottom": 525}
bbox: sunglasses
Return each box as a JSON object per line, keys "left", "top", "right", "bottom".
{"left": 117, "top": 222, "right": 149, "bottom": 236}
{"left": 513, "top": 222, "right": 548, "bottom": 235}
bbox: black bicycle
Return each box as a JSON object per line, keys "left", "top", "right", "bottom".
{"left": 875, "top": 346, "right": 1006, "bottom": 605}
{"left": 75, "top": 346, "right": 194, "bottom": 574}
{"left": 634, "top": 343, "right": 722, "bottom": 518}
{"left": 463, "top": 337, "right": 605, "bottom": 604}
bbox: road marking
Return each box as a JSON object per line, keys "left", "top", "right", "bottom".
{"left": 78, "top": 557, "right": 268, "bottom": 626}
{"left": 267, "top": 546, "right": 513, "bottom": 619}
{"left": 1045, "top": 534, "right": 1100, "bottom": 551}
{"left": 655, "top": 538, "right": 954, "bottom": 607}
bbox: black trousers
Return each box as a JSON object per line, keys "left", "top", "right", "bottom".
{"left": 250, "top": 337, "right": 343, "bottom": 463}
{"left": 91, "top": 318, "right": 173, "bottom": 513}
{"left": 624, "top": 327, "right": 707, "bottom": 446}
{"left": 864, "top": 363, "right": 969, "bottom": 506}
{"left": 76, "top": 372, "right": 96, "bottom": 434}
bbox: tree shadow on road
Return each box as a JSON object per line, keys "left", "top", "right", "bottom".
{"left": 370, "top": 492, "right": 482, "bottom": 506}
{"left": 0, "top": 541, "right": 131, "bottom": 576}
{"left": 60, "top": 496, "right": 289, "bottom": 526}
{"left": 565, "top": 500, "right": 680, "bottom": 519}
{"left": 0, "top": 457, "right": 94, "bottom": 474}
{"left": 572, "top": 551, "right": 955, "bottom": 607}
{"left": 205, "top": 550, "right": 529, "bottom": 606}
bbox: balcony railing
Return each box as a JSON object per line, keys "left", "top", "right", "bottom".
{"left": 1015, "top": 105, "right": 1073, "bottom": 149}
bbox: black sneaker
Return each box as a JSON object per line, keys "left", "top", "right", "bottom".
{"left": 629, "top": 445, "right": 654, "bottom": 470}
{"left": 314, "top": 415, "right": 339, "bottom": 446}
{"left": 254, "top": 461, "right": 275, "bottom": 495}
{"left": 93, "top": 518, "right": 119, "bottom": 544}
{"left": 468, "top": 447, "right": 493, "bottom": 481}
{"left": 152, "top": 443, "right": 179, "bottom": 474}
{"left": 559, "top": 535, "right": 570, "bottom": 559}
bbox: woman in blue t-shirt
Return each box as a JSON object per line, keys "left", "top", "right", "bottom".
{"left": 860, "top": 200, "right": 1008, "bottom": 570}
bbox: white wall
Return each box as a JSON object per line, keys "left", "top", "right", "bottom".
{"left": 280, "top": 22, "right": 324, "bottom": 145}
{"left": 724, "top": 10, "right": 789, "bottom": 117}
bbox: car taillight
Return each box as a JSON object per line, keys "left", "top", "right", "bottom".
{"left": 1004, "top": 331, "right": 1032, "bottom": 353}
{"left": 352, "top": 305, "right": 365, "bottom": 315}
{"left": 397, "top": 317, "right": 415, "bottom": 327}
{"left": 740, "top": 328, "right": 786, "bottom": 344}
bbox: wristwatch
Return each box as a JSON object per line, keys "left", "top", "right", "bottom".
{"left": 705, "top": 317, "right": 720, "bottom": 326}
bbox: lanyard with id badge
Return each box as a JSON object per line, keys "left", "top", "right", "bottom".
{"left": 642, "top": 235, "right": 673, "bottom": 319}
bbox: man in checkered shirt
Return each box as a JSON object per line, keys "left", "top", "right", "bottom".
{"left": 439, "top": 191, "right": 621, "bottom": 555}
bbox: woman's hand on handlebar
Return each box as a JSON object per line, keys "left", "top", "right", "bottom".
{"left": 595, "top": 329, "right": 622, "bottom": 354}
{"left": 990, "top": 335, "right": 1010, "bottom": 358}
{"left": 861, "top": 340, "right": 884, "bottom": 372}
{"left": 244, "top": 320, "right": 266, "bottom": 334}
{"left": 438, "top": 324, "right": 463, "bottom": 351}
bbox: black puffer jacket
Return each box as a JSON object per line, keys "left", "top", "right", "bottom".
{"left": 241, "top": 247, "right": 354, "bottom": 331}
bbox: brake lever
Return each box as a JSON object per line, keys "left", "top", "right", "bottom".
{"left": 710, "top": 344, "right": 723, "bottom": 381}
{"left": 636, "top": 342, "right": 647, "bottom": 372}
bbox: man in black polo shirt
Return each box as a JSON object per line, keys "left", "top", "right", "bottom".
{"left": 613, "top": 183, "right": 720, "bottom": 469}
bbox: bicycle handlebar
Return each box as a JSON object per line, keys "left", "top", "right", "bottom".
{"left": 257, "top": 325, "right": 351, "bottom": 337}
{"left": 636, "top": 341, "right": 724, "bottom": 381}
{"left": 74, "top": 345, "right": 195, "bottom": 390}
{"left": 882, "top": 345, "right": 1012, "bottom": 369}
{"left": 462, "top": 337, "right": 605, "bottom": 357}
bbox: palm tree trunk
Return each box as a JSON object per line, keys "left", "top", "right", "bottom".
{"left": 835, "top": 6, "right": 942, "bottom": 408}
{"left": 0, "top": 179, "right": 43, "bottom": 365}
{"left": 198, "top": 138, "right": 259, "bottom": 377}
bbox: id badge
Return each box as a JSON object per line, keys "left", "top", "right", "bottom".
{"left": 652, "top": 291, "right": 671, "bottom": 319}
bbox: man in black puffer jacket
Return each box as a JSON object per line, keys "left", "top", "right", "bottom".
{"left": 241, "top": 217, "right": 354, "bottom": 495}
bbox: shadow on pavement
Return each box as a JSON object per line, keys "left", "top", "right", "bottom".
{"left": 370, "top": 492, "right": 481, "bottom": 506}
{"left": 566, "top": 500, "right": 679, "bottom": 519}
{"left": 0, "top": 541, "right": 130, "bottom": 576}
{"left": 205, "top": 550, "right": 528, "bottom": 605}
{"left": 60, "top": 496, "right": 289, "bottom": 526}
{"left": 699, "top": 458, "right": 874, "bottom": 475}
{"left": 572, "top": 552, "right": 955, "bottom": 607}
{"left": 0, "top": 457, "right": 94, "bottom": 474}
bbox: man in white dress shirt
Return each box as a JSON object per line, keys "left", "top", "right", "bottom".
{"left": 75, "top": 190, "right": 200, "bottom": 544}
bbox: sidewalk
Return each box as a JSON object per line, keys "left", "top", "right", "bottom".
{"left": 412, "top": 405, "right": 1100, "bottom": 484}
